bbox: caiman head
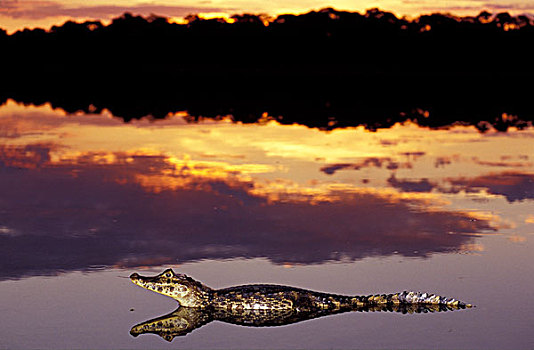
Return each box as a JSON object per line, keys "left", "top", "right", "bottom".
{"left": 130, "top": 269, "right": 212, "bottom": 307}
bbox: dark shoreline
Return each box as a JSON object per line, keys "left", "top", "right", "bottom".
{"left": 1, "top": 8, "right": 533, "bottom": 131}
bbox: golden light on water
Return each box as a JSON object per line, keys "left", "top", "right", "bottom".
{"left": 1, "top": 98, "right": 534, "bottom": 350}
{"left": 1, "top": 99, "right": 533, "bottom": 249}
{"left": 2, "top": 99, "right": 533, "bottom": 183}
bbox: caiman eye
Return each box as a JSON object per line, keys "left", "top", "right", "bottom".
{"left": 165, "top": 273, "right": 171, "bottom": 278}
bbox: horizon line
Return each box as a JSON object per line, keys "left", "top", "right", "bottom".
{"left": 1, "top": 5, "right": 533, "bottom": 35}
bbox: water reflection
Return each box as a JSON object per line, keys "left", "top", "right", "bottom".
{"left": 0, "top": 143, "right": 497, "bottom": 280}
{"left": 320, "top": 156, "right": 534, "bottom": 200}
{"left": 1, "top": 101, "right": 533, "bottom": 281}
{"left": 131, "top": 302, "right": 469, "bottom": 342}
{"left": 447, "top": 172, "right": 534, "bottom": 202}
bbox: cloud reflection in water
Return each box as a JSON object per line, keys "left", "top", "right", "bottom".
{"left": 0, "top": 144, "right": 497, "bottom": 280}
{"left": 447, "top": 172, "right": 534, "bottom": 202}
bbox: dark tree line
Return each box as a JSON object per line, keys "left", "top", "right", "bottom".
{"left": 2, "top": 8, "right": 533, "bottom": 73}
{"left": 1, "top": 8, "right": 533, "bottom": 130}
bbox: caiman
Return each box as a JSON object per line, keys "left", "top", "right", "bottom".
{"left": 130, "top": 268, "right": 472, "bottom": 311}
{"left": 130, "top": 269, "right": 472, "bottom": 341}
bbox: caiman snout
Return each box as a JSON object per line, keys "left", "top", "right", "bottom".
{"left": 130, "top": 273, "right": 145, "bottom": 286}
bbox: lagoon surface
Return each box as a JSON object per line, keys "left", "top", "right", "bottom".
{"left": 0, "top": 100, "right": 533, "bottom": 349}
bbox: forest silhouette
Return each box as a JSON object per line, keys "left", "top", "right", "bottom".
{"left": 1, "top": 8, "right": 533, "bottom": 130}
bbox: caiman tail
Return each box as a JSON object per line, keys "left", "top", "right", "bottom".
{"left": 350, "top": 291, "right": 473, "bottom": 309}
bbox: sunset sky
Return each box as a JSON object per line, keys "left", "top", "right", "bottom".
{"left": 1, "top": 0, "right": 533, "bottom": 33}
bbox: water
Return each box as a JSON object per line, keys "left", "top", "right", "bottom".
{"left": 0, "top": 100, "right": 533, "bottom": 349}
